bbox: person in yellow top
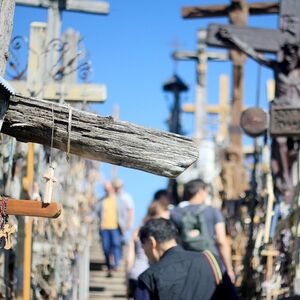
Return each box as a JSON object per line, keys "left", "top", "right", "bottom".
{"left": 97, "top": 181, "right": 122, "bottom": 277}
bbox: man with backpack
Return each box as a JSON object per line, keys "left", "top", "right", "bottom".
{"left": 170, "top": 178, "right": 235, "bottom": 283}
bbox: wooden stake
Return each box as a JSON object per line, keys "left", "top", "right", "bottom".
{"left": 23, "top": 217, "right": 32, "bottom": 300}
{"left": 22, "top": 143, "right": 34, "bottom": 300}
{"left": 0, "top": 1, "right": 16, "bottom": 76}
{"left": 7, "top": 199, "right": 61, "bottom": 218}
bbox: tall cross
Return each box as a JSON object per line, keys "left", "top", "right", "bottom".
{"left": 173, "top": 29, "right": 228, "bottom": 142}
{"left": 10, "top": 22, "right": 107, "bottom": 102}
{"left": 182, "top": 0, "right": 278, "bottom": 170}
{"left": 181, "top": 0, "right": 279, "bottom": 151}
{"left": 16, "top": 0, "right": 109, "bottom": 82}
{"left": 206, "top": 0, "right": 300, "bottom": 288}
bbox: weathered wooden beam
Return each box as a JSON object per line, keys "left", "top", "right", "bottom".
{"left": 7, "top": 199, "right": 61, "bottom": 218}
{"left": 1, "top": 94, "right": 198, "bottom": 178}
{"left": 181, "top": 2, "right": 279, "bottom": 19}
{"left": 207, "top": 23, "right": 281, "bottom": 53}
{"left": 66, "top": 0, "right": 109, "bottom": 15}
{"left": 16, "top": 0, "right": 109, "bottom": 15}
{"left": 11, "top": 81, "right": 107, "bottom": 102}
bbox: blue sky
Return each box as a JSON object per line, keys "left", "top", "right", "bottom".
{"left": 12, "top": 0, "right": 277, "bottom": 226}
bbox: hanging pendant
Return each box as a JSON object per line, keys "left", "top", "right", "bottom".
{"left": 43, "top": 165, "right": 57, "bottom": 204}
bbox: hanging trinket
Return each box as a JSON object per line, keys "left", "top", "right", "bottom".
{"left": 43, "top": 165, "right": 57, "bottom": 204}
{"left": 0, "top": 196, "right": 16, "bottom": 250}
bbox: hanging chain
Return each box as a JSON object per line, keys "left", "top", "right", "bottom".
{"left": 0, "top": 196, "right": 8, "bottom": 230}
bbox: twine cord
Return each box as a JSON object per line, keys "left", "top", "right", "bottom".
{"left": 66, "top": 106, "right": 73, "bottom": 162}
{"left": 50, "top": 104, "right": 55, "bottom": 166}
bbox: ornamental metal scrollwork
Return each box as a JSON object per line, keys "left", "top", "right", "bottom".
{"left": 7, "top": 35, "right": 29, "bottom": 80}
{"left": 44, "top": 37, "right": 93, "bottom": 82}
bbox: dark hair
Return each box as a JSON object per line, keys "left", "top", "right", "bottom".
{"left": 139, "top": 218, "right": 178, "bottom": 244}
{"left": 147, "top": 201, "right": 168, "bottom": 218}
{"left": 153, "top": 189, "right": 169, "bottom": 201}
{"left": 183, "top": 179, "right": 208, "bottom": 201}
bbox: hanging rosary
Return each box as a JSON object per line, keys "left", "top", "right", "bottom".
{"left": 0, "top": 196, "right": 16, "bottom": 250}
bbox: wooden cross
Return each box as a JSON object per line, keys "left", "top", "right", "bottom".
{"left": 0, "top": 0, "right": 198, "bottom": 180}
{"left": 261, "top": 244, "right": 279, "bottom": 281}
{"left": 10, "top": 22, "right": 107, "bottom": 103}
{"left": 173, "top": 29, "right": 228, "bottom": 141}
{"left": 16, "top": 0, "right": 109, "bottom": 83}
{"left": 182, "top": 74, "right": 230, "bottom": 142}
{"left": 43, "top": 166, "right": 57, "bottom": 204}
{"left": 181, "top": 0, "right": 279, "bottom": 149}
{"left": 0, "top": 223, "right": 17, "bottom": 250}
{"left": 206, "top": 0, "right": 300, "bottom": 137}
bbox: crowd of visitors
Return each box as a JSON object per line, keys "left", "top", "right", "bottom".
{"left": 96, "top": 177, "right": 237, "bottom": 299}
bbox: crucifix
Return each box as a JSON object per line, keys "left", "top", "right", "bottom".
{"left": 181, "top": 0, "right": 279, "bottom": 150}
{"left": 173, "top": 29, "right": 229, "bottom": 142}
{"left": 207, "top": 0, "right": 300, "bottom": 289}
{"left": 180, "top": 0, "right": 280, "bottom": 205}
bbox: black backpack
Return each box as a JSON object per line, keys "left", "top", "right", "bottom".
{"left": 180, "top": 205, "right": 215, "bottom": 252}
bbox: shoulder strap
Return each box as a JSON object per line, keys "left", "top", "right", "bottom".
{"left": 202, "top": 250, "right": 223, "bottom": 285}
{"left": 195, "top": 205, "right": 210, "bottom": 238}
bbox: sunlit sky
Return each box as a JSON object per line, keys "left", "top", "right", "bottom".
{"left": 12, "top": 0, "right": 277, "bottom": 226}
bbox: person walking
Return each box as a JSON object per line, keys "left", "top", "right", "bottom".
{"left": 97, "top": 181, "right": 122, "bottom": 277}
{"left": 135, "top": 218, "right": 237, "bottom": 300}
{"left": 112, "top": 179, "right": 134, "bottom": 242}
{"left": 170, "top": 178, "right": 235, "bottom": 283}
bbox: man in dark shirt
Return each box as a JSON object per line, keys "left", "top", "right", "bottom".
{"left": 135, "top": 218, "right": 237, "bottom": 300}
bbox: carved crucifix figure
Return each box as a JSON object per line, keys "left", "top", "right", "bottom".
{"left": 218, "top": 25, "right": 300, "bottom": 107}
{"left": 207, "top": 0, "right": 300, "bottom": 197}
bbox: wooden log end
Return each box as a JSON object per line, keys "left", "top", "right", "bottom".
{"left": 7, "top": 199, "right": 62, "bottom": 219}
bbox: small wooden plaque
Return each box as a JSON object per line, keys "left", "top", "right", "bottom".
{"left": 270, "top": 103, "right": 300, "bottom": 137}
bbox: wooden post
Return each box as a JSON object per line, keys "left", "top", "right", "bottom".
{"left": 264, "top": 173, "right": 275, "bottom": 244}
{"left": 22, "top": 143, "right": 34, "bottom": 300}
{"left": 0, "top": 1, "right": 16, "bottom": 76}
{"left": 182, "top": 74, "right": 230, "bottom": 142}
{"left": 228, "top": 0, "right": 248, "bottom": 150}
{"left": 295, "top": 149, "right": 300, "bottom": 290}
